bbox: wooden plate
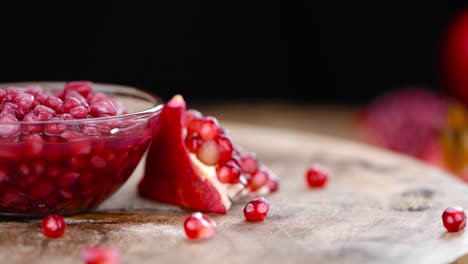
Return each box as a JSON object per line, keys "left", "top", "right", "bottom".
{"left": 2, "top": 122, "right": 468, "bottom": 264}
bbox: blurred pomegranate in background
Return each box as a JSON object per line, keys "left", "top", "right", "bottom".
{"left": 441, "top": 7, "right": 468, "bottom": 106}
{"left": 356, "top": 87, "right": 449, "bottom": 164}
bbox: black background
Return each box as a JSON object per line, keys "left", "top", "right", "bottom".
{"left": 0, "top": 2, "right": 466, "bottom": 104}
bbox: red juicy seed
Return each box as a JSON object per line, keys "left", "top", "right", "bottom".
{"left": 216, "top": 161, "right": 241, "bottom": 184}
{"left": 216, "top": 134, "right": 233, "bottom": 166}
{"left": 34, "top": 105, "right": 55, "bottom": 121}
{"left": 15, "top": 92, "right": 34, "bottom": 110}
{"left": 81, "top": 126, "right": 101, "bottom": 136}
{"left": 442, "top": 206, "right": 467, "bottom": 232}
{"left": 306, "top": 164, "right": 329, "bottom": 188}
{"left": 60, "top": 96, "right": 82, "bottom": 113}
{"left": 1, "top": 103, "right": 16, "bottom": 117}
{"left": 42, "top": 214, "right": 67, "bottom": 238}
{"left": 187, "top": 117, "right": 203, "bottom": 134}
{"left": 90, "top": 155, "right": 107, "bottom": 168}
{"left": 29, "top": 180, "right": 55, "bottom": 199}
{"left": 185, "top": 132, "right": 203, "bottom": 153}
{"left": 248, "top": 168, "right": 269, "bottom": 191}
{"left": 0, "top": 89, "right": 5, "bottom": 102}
{"left": 90, "top": 99, "right": 117, "bottom": 117}
{"left": 183, "top": 212, "right": 218, "bottom": 239}
{"left": 87, "top": 92, "right": 107, "bottom": 105}
{"left": 64, "top": 81, "right": 93, "bottom": 98}
{"left": 240, "top": 153, "right": 259, "bottom": 175}
{"left": 184, "top": 109, "right": 202, "bottom": 126}
{"left": 21, "top": 134, "right": 44, "bottom": 157}
{"left": 58, "top": 171, "right": 80, "bottom": 188}
{"left": 0, "top": 115, "right": 21, "bottom": 137}
{"left": 22, "top": 112, "right": 43, "bottom": 134}
{"left": 70, "top": 106, "right": 88, "bottom": 119}
{"left": 46, "top": 165, "right": 62, "bottom": 178}
{"left": 198, "top": 117, "right": 220, "bottom": 141}
{"left": 32, "top": 161, "right": 46, "bottom": 176}
{"left": 44, "top": 96, "right": 63, "bottom": 112}
{"left": 266, "top": 173, "right": 279, "bottom": 192}
{"left": 44, "top": 119, "right": 67, "bottom": 135}
{"left": 70, "top": 156, "right": 87, "bottom": 169}
{"left": 57, "top": 113, "right": 75, "bottom": 120}
{"left": 80, "top": 246, "right": 120, "bottom": 264}
{"left": 243, "top": 197, "right": 270, "bottom": 221}
{"left": 196, "top": 140, "right": 221, "bottom": 166}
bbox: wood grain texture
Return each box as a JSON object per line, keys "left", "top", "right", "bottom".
{"left": 1, "top": 122, "right": 468, "bottom": 264}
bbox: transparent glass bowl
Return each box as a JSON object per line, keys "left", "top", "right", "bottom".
{"left": 0, "top": 82, "right": 162, "bottom": 216}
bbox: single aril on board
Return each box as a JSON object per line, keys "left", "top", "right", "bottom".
{"left": 138, "top": 95, "right": 278, "bottom": 213}
{"left": 80, "top": 246, "right": 121, "bottom": 264}
{"left": 183, "top": 212, "right": 218, "bottom": 239}
{"left": 42, "top": 213, "right": 67, "bottom": 238}
{"left": 305, "top": 164, "right": 329, "bottom": 188}
{"left": 442, "top": 206, "right": 467, "bottom": 232}
{"left": 243, "top": 196, "right": 270, "bottom": 221}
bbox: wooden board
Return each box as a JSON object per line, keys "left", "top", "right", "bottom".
{"left": 2, "top": 122, "right": 468, "bottom": 264}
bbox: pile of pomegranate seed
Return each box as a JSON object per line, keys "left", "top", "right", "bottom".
{"left": 0, "top": 81, "right": 157, "bottom": 215}
{"left": 80, "top": 246, "right": 120, "bottom": 264}
{"left": 184, "top": 110, "right": 278, "bottom": 195}
{"left": 183, "top": 212, "right": 218, "bottom": 239}
{"left": 243, "top": 197, "right": 270, "bottom": 221}
{"left": 305, "top": 164, "right": 329, "bottom": 188}
{"left": 42, "top": 213, "right": 67, "bottom": 238}
{"left": 442, "top": 206, "right": 467, "bottom": 232}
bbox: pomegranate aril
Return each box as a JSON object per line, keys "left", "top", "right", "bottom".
{"left": 198, "top": 117, "right": 220, "bottom": 141}
{"left": 29, "top": 180, "right": 55, "bottom": 199}
{"left": 58, "top": 171, "right": 80, "bottom": 188}
{"left": 442, "top": 206, "right": 467, "bottom": 232}
{"left": 44, "top": 96, "right": 63, "bottom": 112}
{"left": 184, "top": 109, "right": 202, "bottom": 126}
{"left": 22, "top": 134, "right": 44, "bottom": 157}
{"left": 187, "top": 117, "right": 203, "bottom": 134}
{"left": 35, "top": 105, "right": 55, "bottom": 121}
{"left": 185, "top": 132, "right": 203, "bottom": 153}
{"left": 266, "top": 173, "right": 279, "bottom": 192}
{"left": 80, "top": 246, "right": 120, "bottom": 264}
{"left": 216, "top": 161, "right": 241, "bottom": 184}
{"left": 65, "top": 81, "right": 93, "bottom": 98}
{"left": 243, "top": 197, "right": 270, "bottom": 221}
{"left": 60, "top": 96, "right": 82, "bottom": 113}
{"left": 44, "top": 119, "right": 67, "bottom": 135}
{"left": 197, "top": 140, "right": 221, "bottom": 166}
{"left": 306, "top": 164, "right": 329, "bottom": 188}
{"left": 22, "top": 112, "right": 43, "bottom": 134}
{"left": 90, "top": 99, "right": 117, "bottom": 117}
{"left": 248, "top": 167, "right": 269, "bottom": 191}
{"left": 15, "top": 92, "right": 34, "bottom": 110}
{"left": 42, "top": 214, "right": 67, "bottom": 238}
{"left": 240, "top": 153, "right": 259, "bottom": 175}
{"left": 216, "top": 134, "right": 233, "bottom": 166}
{"left": 0, "top": 115, "right": 21, "bottom": 137}
{"left": 183, "top": 212, "right": 218, "bottom": 239}
{"left": 70, "top": 106, "right": 88, "bottom": 119}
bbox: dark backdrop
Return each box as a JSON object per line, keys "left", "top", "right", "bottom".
{"left": 0, "top": 2, "right": 466, "bottom": 104}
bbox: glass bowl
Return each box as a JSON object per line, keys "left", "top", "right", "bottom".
{"left": 0, "top": 82, "right": 162, "bottom": 216}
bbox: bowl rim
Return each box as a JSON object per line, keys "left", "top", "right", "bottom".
{"left": 0, "top": 81, "right": 163, "bottom": 124}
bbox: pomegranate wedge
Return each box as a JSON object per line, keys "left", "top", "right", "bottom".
{"left": 138, "top": 95, "right": 278, "bottom": 213}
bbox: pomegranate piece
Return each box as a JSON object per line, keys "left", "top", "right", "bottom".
{"left": 80, "top": 246, "right": 120, "bottom": 264}
{"left": 42, "top": 214, "right": 67, "bottom": 238}
{"left": 183, "top": 212, "right": 218, "bottom": 239}
{"left": 243, "top": 197, "right": 270, "bottom": 221}
{"left": 139, "top": 95, "right": 278, "bottom": 213}
{"left": 306, "top": 164, "right": 329, "bottom": 188}
{"left": 442, "top": 206, "right": 467, "bottom": 232}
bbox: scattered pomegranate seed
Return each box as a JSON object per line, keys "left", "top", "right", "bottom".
{"left": 42, "top": 214, "right": 67, "bottom": 238}
{"left": 198, "top": 117, "right": 220, "bottom": 141}
{"left": 183, "top": 212, "right": 218, "bottom": 239}
{"left": 240, "top": 153, "right": 259, "bottom": 175}
{"left": 80, "top": 246, "right": 120, "bottom": 264}
{"left": 305, "top": 164, "right": 329, "bottom": 188}
{"left": 243, "top": 197, "right": 270, "bottom": 221}
{"left": 442, "top": 206, "right": 467, "bottom": 232}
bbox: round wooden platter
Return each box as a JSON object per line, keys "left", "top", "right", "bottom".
{"left": 2, "top": 122, "right": 468, "bottom": 264}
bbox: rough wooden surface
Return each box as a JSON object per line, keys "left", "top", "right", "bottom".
{"left": 2, "top": 121, "right": 468, "bottom": 264}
